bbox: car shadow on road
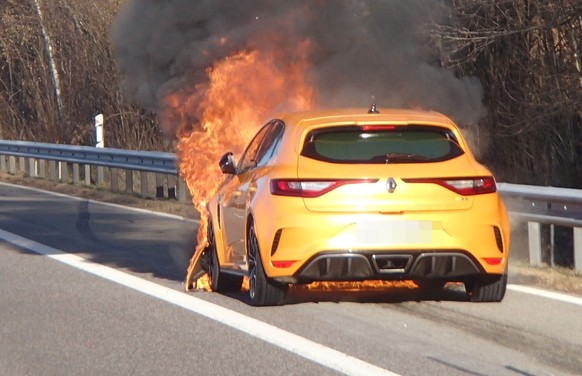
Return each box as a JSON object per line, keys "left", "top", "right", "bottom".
{"left": 0, "top": 197, "right": 197, "bottom": 283}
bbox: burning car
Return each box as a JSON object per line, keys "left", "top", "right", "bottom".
{"left": 200, "top": 107, "right": 510, "bottom": 306}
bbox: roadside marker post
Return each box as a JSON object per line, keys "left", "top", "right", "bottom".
{"left": 95, "top": 114, "right": 104, "bottom": 185}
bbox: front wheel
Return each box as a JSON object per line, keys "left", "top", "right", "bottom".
{"left": 206, "top": 221, "right": 243, "bottom": 293}
{"left": 247, "top": 223, "right": 287, "bottom": 306}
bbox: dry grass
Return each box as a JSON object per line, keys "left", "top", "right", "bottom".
{"left": 2, "top": 172, "right": 582, "bottom": 296}
{"left": 509, "top": 261, "right": 582, "bottom": 296}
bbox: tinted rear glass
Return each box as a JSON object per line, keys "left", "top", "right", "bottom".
{"left": 301, "top": 125, "right": 464, "bottom": 164}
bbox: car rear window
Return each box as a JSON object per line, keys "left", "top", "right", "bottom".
{"left": 301, "top": 125, "right": 464, "bottom": 164}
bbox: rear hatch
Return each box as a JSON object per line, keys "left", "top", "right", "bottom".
{"left": 294, "top": 124, "right": 481, "bottom": 213}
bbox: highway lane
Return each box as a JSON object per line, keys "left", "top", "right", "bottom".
{"left": 0, "top": 240, "right": 339, "bottom": 376}
{"left": 1, "top": 182, "right": 581, "bottom": 376}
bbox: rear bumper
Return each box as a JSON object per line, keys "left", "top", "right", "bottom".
{"left": 279, "top": 250, "right": 485, "bottom": 283}
{"left": 251, "top": 189, "right": 510, "bottom": 280}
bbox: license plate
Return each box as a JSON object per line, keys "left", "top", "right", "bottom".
{"left": 356, "top": 220, "right": 433, "bottom": 244}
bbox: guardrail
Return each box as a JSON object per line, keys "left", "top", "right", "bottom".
{"left": 0, "top": 140, "right": 188, "bottom": 201}
{"left": 498, "top": 183, "right": 582, "bottom": 272}
{"left": 0, "top": 140, "right": 580, "bottom": 272}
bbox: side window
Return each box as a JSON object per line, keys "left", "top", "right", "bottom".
{"left": 238, "top": 124, "right": 270, "bottom": 173}
{"left": 255, "top": 121, "right": 285, "bottom": 167}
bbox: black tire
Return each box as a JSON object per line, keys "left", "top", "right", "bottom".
{"left": 247, "top": 223, "right": 287, "bottom": 306}
{"left": 465, "top": 272, "right": 507, "bottom": 302}
{"left": 206, "top": 221, "right": 243, "bottom": 293}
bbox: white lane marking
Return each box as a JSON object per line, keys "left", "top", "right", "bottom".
{"left": 507, "top": 284, "right": 582, "bottom": 306}
{"left": 0, "top": 229, "right": 399, "bottom": 376}
{"left": 0, "top": 182, "right": 198, "bottom": 223}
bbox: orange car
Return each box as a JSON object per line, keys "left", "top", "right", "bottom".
{"left": 201, "top": 107, "right": 510, "bottom": 306}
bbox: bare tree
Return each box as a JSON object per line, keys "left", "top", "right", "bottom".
{"left": 0, "top": 0, "right": 167, "bottom": 150}
{"left": 431, "top": 0, "right": 582, "bottom": 187}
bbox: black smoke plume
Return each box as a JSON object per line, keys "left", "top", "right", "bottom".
{"left": 111, "top": 0, "right": 484, "bottom": 134}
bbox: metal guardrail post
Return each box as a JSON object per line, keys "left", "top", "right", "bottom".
{"left": 48, "top": 160, "right": 57, "bottom": 181}
{"left": 168, "top": 174, "right": 177, "bottom": 199}
{"left": 73, "top": 163, "right": 80, "bottom": 184}
{"left": 38, "top": 160, "right": 46, "bottom": 178}
{"left": 178, "top": 178, "right": 188, "bottom": 202}
{"left": 155, "top": 173, "right": 164, "bottom": 198}
{"left": 527, "top": 222, "right": 543, "bottom": 266}
{"left": 575, "top": 228, "right": 582, "bottom": 272}
{"left": 84, "top": 165, "right": 91, "bottom": 185}
{"left": 19, "top": 157, "right": 25, "bottom": 173}
{"left": 9, "top": 156, "right": 16, "bottom": 174}
{"left": 111, "top": 169, "right": 119, "bottom": 192}
{"left": 28, "top": 158, "right": 36, "bottom": 178}
{"left": 140, "top": 171, "right": 148, "bottom": 198}
{"left": 60, "top": 162, "right": 69, "bottom": 183}
{"left": 126, "top": 171, "right": 134, "bottom": 194}
{"left": 97, "top": 167, "right": 104, "bottom": 186}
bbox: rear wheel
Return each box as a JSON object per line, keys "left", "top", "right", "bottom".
{"left": 206, "top": 221, "right": 243, "bottom": 292}
{"left": 247, "top": 223, "right": 287, "bottom": 306}
{"left": 465, "top": 272, "right": 507, "bottom": 302}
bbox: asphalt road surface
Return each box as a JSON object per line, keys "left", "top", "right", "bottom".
{"left": 1, "top": 182, "right": 581, "bottom": 376}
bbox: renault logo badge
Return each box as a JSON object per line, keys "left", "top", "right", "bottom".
{"left": 386, "top": 177, "right": 397, "bottom": 193}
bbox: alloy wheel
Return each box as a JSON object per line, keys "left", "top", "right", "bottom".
{"left": 248, "top": 226, "right": 258, "bottom": 300}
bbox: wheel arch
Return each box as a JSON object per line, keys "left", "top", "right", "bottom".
{"left": 245, "top": 212, "right": 270, "bottom": 273}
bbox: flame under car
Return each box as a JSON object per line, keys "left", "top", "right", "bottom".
{"left": 200, "top": 108, "right": 510, "bottom": 306}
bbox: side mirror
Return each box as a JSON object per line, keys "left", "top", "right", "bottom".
{"left": 219, "top": 152, "right": 237, "bottom": 174}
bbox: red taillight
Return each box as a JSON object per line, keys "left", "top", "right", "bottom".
{"left": 271, "top": 261, "right": 297, "bottom": 268}
{"left": 361, "top": 125, "right": 396, "bottom": 131}
{"left": 403, "top": 176, "right": 497, "bottom": 196}
{"left": 270, "top": 179, "right": 378, "bottom": 198}
{"left": 483, "top": 257, "right": 504, "bottom": 266}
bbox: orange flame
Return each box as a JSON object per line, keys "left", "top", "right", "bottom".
{"left": 162, "top": 42, "right": 315, "bottom": 290}
{"left": 163, "top": 42, "right": 429, "bottom": 294}
{"left": 298, "top": 280, "right": 419, "bottom": 291}
{"left": 193, "top": 275, "right": 418, "bottom": 293}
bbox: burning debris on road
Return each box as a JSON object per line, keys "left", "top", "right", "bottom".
{"left": 110, "top": 0, "right": 486, "bottom": 292}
